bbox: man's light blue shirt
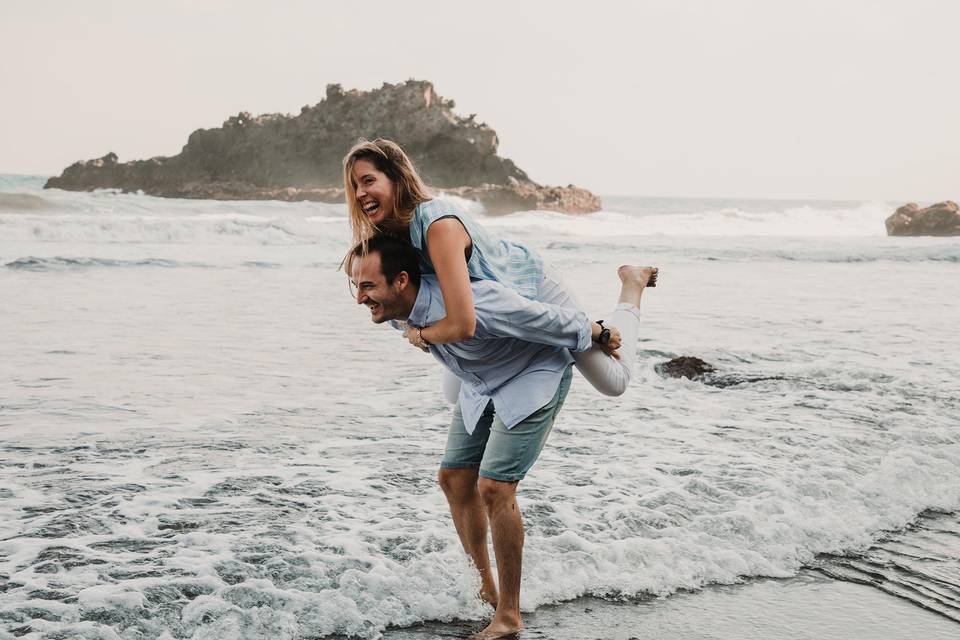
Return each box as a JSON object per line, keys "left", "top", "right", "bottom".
{"left": 401, "top": 275, "right": 592, "bottom": 434}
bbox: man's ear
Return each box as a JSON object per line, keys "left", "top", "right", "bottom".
{"left": 394, "top": 270, "right": 410, "bottom": 290}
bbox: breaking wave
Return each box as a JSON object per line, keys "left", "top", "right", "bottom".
{"left": 3, "top": 256, "right": 212, "bottom": 271}
{"left": 485, "top": 200, "right": 896, "bottom": 237}
{"left": 0, "top": 192, "right": 60, "bottom": 213}
{"left": 0, "top": 212, "right": 349, "bottom": 245}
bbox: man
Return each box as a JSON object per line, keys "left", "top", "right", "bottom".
{"left": 348, "top": 234, "right": 653, "bottom": 639}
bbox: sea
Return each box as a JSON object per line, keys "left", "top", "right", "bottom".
{"left": 1, "top": 174, "right": 959, "bottom": 639}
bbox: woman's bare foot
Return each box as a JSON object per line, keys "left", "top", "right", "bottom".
{"left": 616, "top": 265, "right": 658, "bottom": 308}
{"left": 468, "top": 618, "right": 523, "bottom": 640}
{"left": 618, "top": 265, "right": 658, "bottom": 288}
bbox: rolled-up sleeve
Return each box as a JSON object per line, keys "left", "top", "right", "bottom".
{"left": 472, "top": 282, "right": 592, "bottom": 352}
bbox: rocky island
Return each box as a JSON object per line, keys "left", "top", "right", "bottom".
{"left": 45, "top": 80, "right": 600, "bottom": 215}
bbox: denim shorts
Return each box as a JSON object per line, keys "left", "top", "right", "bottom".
{"left": 440, "top": 365, "right": 573, "bottom": 482}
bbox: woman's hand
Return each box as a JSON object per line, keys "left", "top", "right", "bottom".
{"left": 600, "top": 342, "right": 621, "bottom": 360}
{"left": 593, "top": 323, "right": 622, "bottom": 360}
{"left": 605, "top": 326, "right": 622, "bottom": 352}
{"left": 402, "top": 324, "right": 430, "bottom": 352}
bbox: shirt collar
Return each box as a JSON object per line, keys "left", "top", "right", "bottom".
{"left": 407, "top": 276, "right": 439, "bottom": 327}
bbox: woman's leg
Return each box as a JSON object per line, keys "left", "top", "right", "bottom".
{"left": 440, "top": 265, "right": 657, "bottom": 403}
{"left": 538, "top": 265, "right": 657, "bottom": 397}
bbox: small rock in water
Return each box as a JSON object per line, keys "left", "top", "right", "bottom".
{"left": 656, "top": 356, "right": 716, "bottom": 380}
{"left": 885, "top": 200, "right": 960, "bottom": 236}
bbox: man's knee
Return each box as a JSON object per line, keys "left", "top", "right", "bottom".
{"left": 477, "top": 476, "right": 517, "bottom": 508}
{"left": 437, "top": 467, "right": 478, "bottom": 499}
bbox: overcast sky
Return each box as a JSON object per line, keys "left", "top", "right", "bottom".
{"left": 2, "top": 0, "right": 957, "bottom": 200}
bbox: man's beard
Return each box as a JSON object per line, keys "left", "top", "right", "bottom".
{"left": 369, "top": 299, "right": 401, "bottom": 324}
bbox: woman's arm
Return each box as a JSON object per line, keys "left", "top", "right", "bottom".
{"left": 418, "top": 218, "right": 476, "bottom": 344}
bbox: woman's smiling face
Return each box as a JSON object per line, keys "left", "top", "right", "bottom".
{"left": 352, "top": 158, "right": 396, "bottom": 227}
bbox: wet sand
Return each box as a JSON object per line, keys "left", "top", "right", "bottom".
{"left": 379, "top": 570, "right": 958, "bottom": 640}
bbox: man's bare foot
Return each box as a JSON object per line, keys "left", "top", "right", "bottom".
{"left": 618, "top": 265, "right": 658, "bottom": 288}
{"left": 468, "top": 618, "right": 523, "bottom": 640}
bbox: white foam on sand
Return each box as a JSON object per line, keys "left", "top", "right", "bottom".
{"left": 381, "top": 572, "right": 960, "bottom": 639}
{"left": 2, "top": 365, "right": 957, "bottom": 637}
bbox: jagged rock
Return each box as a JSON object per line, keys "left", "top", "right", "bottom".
{"left": 446, "top": 183, "right": 601, "bottom": 215}
{"left": 45, "top": 80, "right": 600, "bottom": 214}
{"left": 885, "top": 201, "right": 960, "bottom": 236}
{"left": 656, "top": 357, "right": 716, "bottom": 380}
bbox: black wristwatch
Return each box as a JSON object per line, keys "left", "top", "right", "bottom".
{"left": 596, "top": 320, "right": 611, "bottom": 345}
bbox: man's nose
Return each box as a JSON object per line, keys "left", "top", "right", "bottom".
{"left": 356, "top": 289, "right": 367, "bottom": 305}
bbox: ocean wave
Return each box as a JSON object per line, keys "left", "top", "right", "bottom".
{"left": 1, "top": 256, "right": 312, "bottom": 271}
{"left": 0, "top": 192, "right": 59, "bottom": 212}
{"left": 487, "top": 201, "right": 895, "bottom": 237}
{"left": 0, "top": 185, "right": 907, "bottom": 245}
{"left": 3, "top": 256, "right": 211, "bottom": 271}
{"left": 0, "top": 212, "right": 350, "bottom": 245}
{"left": 623, "top": 200, "right": 895, "bottom": 237}
{"left": 813, "top": 509, "right": 960, "bottom": 622}
{"left": 544, "top": 240, "right": 960, "bottom": 263}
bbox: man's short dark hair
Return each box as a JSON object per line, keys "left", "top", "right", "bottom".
{"left": 352, "top": 234, "right": 421, "bottom": 288}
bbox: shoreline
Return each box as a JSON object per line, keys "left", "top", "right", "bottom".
{"left": 374, "top": 569, "right": 958, "bottom": 640}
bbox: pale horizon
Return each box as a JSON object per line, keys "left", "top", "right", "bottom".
{"left": 2, "top": 0, "right": 958, "bottom": 202}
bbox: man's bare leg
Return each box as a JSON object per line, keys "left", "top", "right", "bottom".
{"left": 617, "top": 265, "right": 658, "bottom": 307}
{"left": 437, "top": 467, "right": 498, "bottom": 607}
{"left": 471, "top": 477, "right": 524, "bottom": 639}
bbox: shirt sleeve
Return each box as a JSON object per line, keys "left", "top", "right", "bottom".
{"left": 471, "top": 282, "right": 593, "bottom": 352}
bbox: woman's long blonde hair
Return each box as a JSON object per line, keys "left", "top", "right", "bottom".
{"left": 343, "top": 139, "right": 432, "bottom": 248}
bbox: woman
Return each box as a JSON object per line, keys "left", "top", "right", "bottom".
{"left": 343, "top": 138, "right": 657, "bottom": 398}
